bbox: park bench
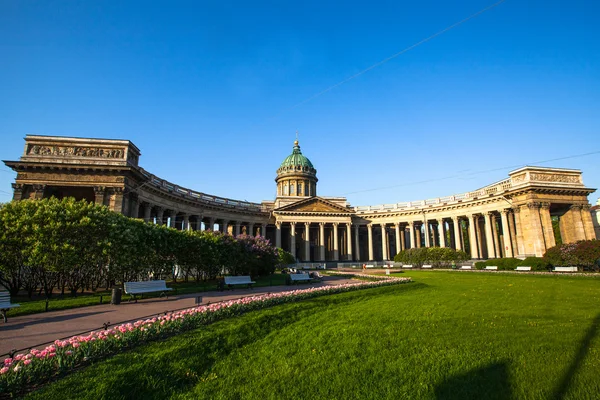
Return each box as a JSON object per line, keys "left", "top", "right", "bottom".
{"left": 366, "top": 264, "right": 375, "bottom": 268}
{"left": 224, "top": 276, "right": 256, "bottom": 289}
{"left": 485, "top": 266, "right": 498, "bottom": 270}
{"left": 124, "top": 280, "right": 173, "bottom": 302}
{"left": 289, "top": 273, "right": 312, "bottom": 284}
{"left": 515, "top": 266, "right": 531, "bottom": 272}
{"left": 402, "top": 265, "right": 413, "bottom": 269}
{"left": 422, "top": 264, "right": 432, "bottom": 269}
{"left": 460, "top": 266, "right": 472, "bottom": 270}
{"left": 0, "top": 291, "right": 20, "bottom": 323}
{"left": 553, "top": 266, "right": 577, "bottom": 272}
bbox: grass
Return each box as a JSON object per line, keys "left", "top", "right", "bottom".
{"left": 25, "top": 271, "right": 600, "bottom": 399}
{"left": 8, "top": 273, "right": 288, "bottom": 318}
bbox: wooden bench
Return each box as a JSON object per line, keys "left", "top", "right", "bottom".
{"left": 224, "top": 276, "right": 256, "bottom": 289}
{"left": 402, "top": 265, "right": 413, "bottom": 269}
{"left": 553, "top": 266, "right": 577, "bottom": 272}
{"left": 485, "top": 266, "right": 498, "bottom": 270}
{"left": 422, "top": 264, "right": 432, "bottom": 269}
{"left": 366, "top": 264, "right": 375, "bottom": 269}
{"left": 515, "top": 266, "right": 531, "bottom": 272}
{"left": 124, "top": 280, "right": 173, "bottom": 302}
{"left": 0, "top": 291, "right": 20, "bottom": 323}
{"left": 460, "top": 266, "right": 472, "bottom": 270}
{"left": 289, "top": 273, "right": 312, "bottom": 284}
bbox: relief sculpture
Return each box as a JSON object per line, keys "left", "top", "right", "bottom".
{"left": 26, "top": 144, "right": 125, "bottom": 159}
{"left": 529, "top": 173, "right": 580, "bottom": 184}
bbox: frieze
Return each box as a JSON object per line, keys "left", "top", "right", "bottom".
{"left": 26, "top": 144, "right": 126, "bottom": 159}
{"left": 511, "top": 173, "right": 526, "bottom": 183}
{"left": 529, "top": 173, "right": 580, "bottom": 184}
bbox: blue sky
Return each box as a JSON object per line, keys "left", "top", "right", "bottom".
{"left": 1, "top": 0, "right": 599, "bottom": 206}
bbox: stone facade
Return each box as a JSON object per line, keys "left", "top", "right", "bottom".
{"left": 4, "top": 135, "right": 598, "bottom": 262}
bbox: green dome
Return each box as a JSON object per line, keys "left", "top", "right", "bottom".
{"left": 279, "top": 141, "right": 314, "bottom": 169}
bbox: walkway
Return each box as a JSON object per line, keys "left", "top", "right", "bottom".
{"left": 0, "top": 277, "right": 354, "bottom": 356}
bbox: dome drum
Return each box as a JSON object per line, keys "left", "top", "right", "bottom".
{"left": 275, "top": 140, "right": 318, "bottom": 198}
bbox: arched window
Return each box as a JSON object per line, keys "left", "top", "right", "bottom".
{"left": 290, "top": 184, "right": 295, "bottom": 195}
{"left": 284, "top": 182, "right": 289, "bottom": 196}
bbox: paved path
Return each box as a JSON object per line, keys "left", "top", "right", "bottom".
{"left": 0, "top": 277, "right": 354, "bottom": 356}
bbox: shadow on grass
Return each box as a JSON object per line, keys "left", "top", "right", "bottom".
{"left": 27, "top": 282, "right": 426, "bottom": 400}
{"left": 435, "top": 362, "right": 511, "bottom": 400}
{"left": 551, "top": 313, "right": 600, "bottom": 400}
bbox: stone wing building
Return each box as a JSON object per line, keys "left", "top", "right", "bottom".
{"left": 4, "top": 135, "right": 597, "bottom": 263}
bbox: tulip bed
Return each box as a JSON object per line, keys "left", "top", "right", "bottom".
{"left": 0, "top": 274, "right": 410, "bottom": 396}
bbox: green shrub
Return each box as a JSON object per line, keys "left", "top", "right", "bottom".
{"left": 474, "top": 258, "right": 520, "bottom": 270}
{"left": 393, "top": 247, "right": 468, "bottom": 268}
{"left": 517, "top": 257, "right": 550, "bottom": 271}
{"left": 544, "top": 240, "right": 600, "bottom": 270}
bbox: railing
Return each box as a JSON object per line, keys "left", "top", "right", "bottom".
{"left": 354, "top": 178, "right": 513, "bottom": 213}
{"left": 137, "top": 168, "right": 269, "bottom": 213}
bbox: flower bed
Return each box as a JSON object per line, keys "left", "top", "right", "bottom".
{"left": 0, "top": 274, "right": 410, "bottom": 396}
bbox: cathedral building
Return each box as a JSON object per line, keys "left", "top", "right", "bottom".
{"left": 4, "top": 135, "right": 598, "bottom": 263}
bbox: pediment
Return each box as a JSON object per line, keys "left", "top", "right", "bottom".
{"left": 274, "top": 197, "right": 353, "bottom": 214}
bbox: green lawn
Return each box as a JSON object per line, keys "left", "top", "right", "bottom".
{"left": 26, "top": 271, "right": 600, "bottom": 399}
{"left": 9, "top": 273, "right": 288, "bottom": 318}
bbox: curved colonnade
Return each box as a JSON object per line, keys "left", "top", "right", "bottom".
{"left": 4, "top": 135, "right": 597, "bottom": 262}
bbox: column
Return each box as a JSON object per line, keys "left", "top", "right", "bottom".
{"left": 416, "top": 224, "right": 422, "bottom": 248}
{"left": 475, "top": 216, "right": 484, "bottom": 258}
{"left": 319, "top": 222, "right": 325, "bottom": 261}
{"left": 400, "top": 227, "right": 406, "bottom": 251}
{"left": 249, "top": 223, "right": 255, "bottom": 236}
{"left": 512, "top": 207, "right": 525, "bottom": 256}
{"left": 11, "top": 184, "right": 24, "bottom": 201}
{"left": 354, "top": 225, "right": 361, "bottom": 261}
{"left": 381, "top": 224, "right": 388, "bottom": 261}
{"left": 196, "top": 216, "right": 204, "bottom": 231}
{"left": 395, "top": 223, "right": 401, "bottom": 255}
{"left": 130, "top": 195, "right": 141, "bottom": 218}
{"left": 183, "top": 214, "right": 190, "bottom": 231}
{"left": 143, "top": 203, "right": 152, "bottom": 223}
{"left": 109, "top": 188, "right": 125, "bottom": 214}
{"left": 346, "top": 223, "right": 353, "bottom": 261}
{"left": 208, "top": 217, "right": 215, "bottom": 231}
{"left": 484, "top": 212, "right": 496, "bottom": 259}
{"left": 408, "top": 222, "right": 416, "bottom": 249}
{"left": 305, "top": 222, "right": 311, "bottom": 261}
{"left": 332, "top": 223, "right": 339, "bottom": 261}
{"left": 581, "top": 205, "right": 596, "bottom": 240}
{"left": 526, "top": 202, "right": 546, "bottom": 256}
{"left": 94, "top": 186, "right": 106, "bottom": 206}
{"left": 262, "top": 223, "right": 268, "bottom": 237}
{"left": 31, "top": 184, "right": 45, "bottom": 200}
{"left": 423, "top": 219, "right": 431, "bottom": 247}
{"left": 290, "top": 222, "right": 296, "bottom": 259}
{"left": 169, "top": 210, "right": 177, "bottom": 228}
{"left": 275, "top": 222, "right": 282, "bottom": 248}
{"left": 539, "top": 203, "right": 556, "bottom": 248}
{"left": 468, "top": 214, "right": 479, "bottom": 259}
{"left": 437, "top": 219, "right": 446, "bottom": 248}
{"left": 367, "top": 224, "right": 374, "bottom": 261}
{"left": 491, "top": 214, "right": 501, "bottom": 257}
{"left": 156, "top": 207, "right": 164, "bottom": 225}
{"left": 500, "top": 210, "right": 514, "bottom": 258}
{"left": 452, "top": 217, "right": 462, "bottom": 251}
{"left": 221, "top": 220, "right": 229, "bottom": 234}
{"left": 235, "top": 222, "right": 241, "bottom": 237}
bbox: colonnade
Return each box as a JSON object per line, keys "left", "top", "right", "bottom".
{"left": 274, "top": 221, "right": 354, "bottom": 262}
{"left": 131, "top": 200, "right": 269, "bottom": 237}
{"left": 274, "top": 201, "right": 596, "bottom": 262}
